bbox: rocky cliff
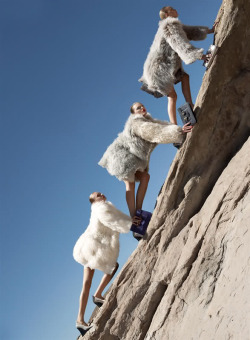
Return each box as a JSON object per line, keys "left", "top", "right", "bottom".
{"left": 82, "top": 0, "right": 250, "bottom": 338}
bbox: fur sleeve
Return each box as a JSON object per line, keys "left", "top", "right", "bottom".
{"left": 163, "top": 18, "right": 204, "bottom": 64}
{"left": 149, "top": 117, "right": 169, "bottom": 126}
{"left": 182, "top": 25, "right": 209, "bottom": 41}
{"left": 143, "top": 113, "right": 169, "bottom": 126}
{"left": 93, "top": 202, "right": 131, "bottom": 233}
{"left": 132, "top": 119, "right": 184, "bottom": 144}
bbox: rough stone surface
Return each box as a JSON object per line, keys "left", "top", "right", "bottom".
{"left": 81, "top": 0, "right": 250, "bottom": 339}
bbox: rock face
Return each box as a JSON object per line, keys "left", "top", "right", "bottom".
{"left": 83, "top": 0, "right": 250, "bottom": 339}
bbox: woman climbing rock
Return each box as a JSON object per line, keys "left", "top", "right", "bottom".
{"left": 99, "top": 102, "right": 192, "bottom": 233}
{"left": 73, "top": 192, "right": 137, "bottom": 337}
{"left": 139, "top": 6, "right": 216, "bottom": 125}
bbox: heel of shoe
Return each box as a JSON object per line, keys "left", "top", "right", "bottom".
{"left": 92, "top": 295, "right": 104, "bottom": 307}
{"left": 76, "top": 323, "right": 92, "bottom": 336}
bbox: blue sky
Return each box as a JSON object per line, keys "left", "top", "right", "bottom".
{"left": 1, "top": 1, "right": 221, "bottom": 339}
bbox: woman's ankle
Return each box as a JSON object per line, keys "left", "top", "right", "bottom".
{"left": 76, "top": 319, "right": 88, "bottom": 326}
{"left": 93, "top": 293, "right": 104, "bottom": 299}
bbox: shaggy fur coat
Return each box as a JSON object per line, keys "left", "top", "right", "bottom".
{"left": 73, "top": 201, "right": 131, "bottom": 274}
{"left": 98, "top": 113, "right": 184, "bottom": 182}
{"left": 139, "top": 17, "right": 209, "bottom": 96}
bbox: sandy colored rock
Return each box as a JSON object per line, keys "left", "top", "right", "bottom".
{"left": 145, "top": 137, "right": 250, "bottom": 340}
{"left": 80, "top": 0, "right": 250, "bottom": 339}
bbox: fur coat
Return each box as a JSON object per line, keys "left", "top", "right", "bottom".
{"left": 73, "top": 201, "right": 131, "bottom": 274}
{"left": 139, "top": 17, "right": 209, "bottom": 96}
{"left": 98, "top": 113, "right": 184, "bottom": 182}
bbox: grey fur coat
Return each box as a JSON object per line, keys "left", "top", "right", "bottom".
{"left": 98, "top": 113, "right": 184, "bottom": 182}
{"left": 73, "top": 201, "right": 131, "bottom": 274}
{"left": 139, "top": 17, "right": 209, "bottom": 96}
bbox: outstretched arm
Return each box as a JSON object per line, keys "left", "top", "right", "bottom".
{"left": 207, "top": 21, "right": 219, "bottom": 34}
{"left": 132, "top": 119, "right": 184, "bottom": 144}
{"left": 183, "top": 21, "right": 218, "bottom": 40}
{"left": 163, "top": 21, "right": 203, "bottom": 64}
{"left": 94, "top": 202, "right": 131, "bottom": 233}
{"left": 182, "top": 25, "right": 209, "bottom": 41}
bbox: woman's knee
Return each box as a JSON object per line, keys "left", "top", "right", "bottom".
{"left": 83, "top": 267, "right": 94, "bottom": 288}
{"left": 167, "top": 88, "right": 177, "bottom": 101}
{"left": 182, "top": 73, "right": 190, "bottom": 82}
{"left": 124, "top": 181, "right": 135, "bottom": 191}
{"left": 83, "top": 276, "right": 93, "bottom": 289}
{"left": 142, "top": 172, "right": 150, "bottom": 183}
{"left": 111, "top": 262, "right": 119, "bottom": 276}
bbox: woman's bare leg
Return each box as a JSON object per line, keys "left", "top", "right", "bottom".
{"left": 135, "top": 171, "right": 150, "bottom": 211}
{"left": 94, "top": 263, "right": 119, "bottom": 299}
{"left": 167, "top": 87, "right": 178, "bottom": 124}
{"left": 181, "top": 74, "right": 194, "bottom": 108}
{"left": 124, "top": 180, "right": 136, "bottom": 217}
{"left": 76, "top": 267, "right": 95, "bottom": 325}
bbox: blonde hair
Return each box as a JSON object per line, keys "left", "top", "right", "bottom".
{"left": 89, "top": 193, "right": 95, "bottom": 204}
{"left": 130, "top": 102, "right": 143, "bottom": 114}
{"left": 159, "top": 6, "right": 173, "bottom": 20}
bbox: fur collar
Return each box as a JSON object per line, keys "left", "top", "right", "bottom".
{"left": 91, "top": 200, "right": 111, "bottom": 211}
{"left": 130, "top": 113, "right": 153, "bottom": 121}
{"left": 159, "top": 16, "right": 181, "bottom": 28}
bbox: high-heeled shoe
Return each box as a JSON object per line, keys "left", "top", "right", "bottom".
{"left": 76, "top": 322, "right": 92, "bottom": 336}
{"left": 133, "top": 232, "right": 143, "bottom": 241}
{"left": 92, "top": 295, "right": 105, "bottom": 307}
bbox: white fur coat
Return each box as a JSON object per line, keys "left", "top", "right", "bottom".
{"left": 73, "top": 201, "right": 131, "bottom": 274}
{"left": 98, "top": 113, "right": 184, "bottom": 182}
{"left": 139, "top": 17, "right": 209, "bottom": 95}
